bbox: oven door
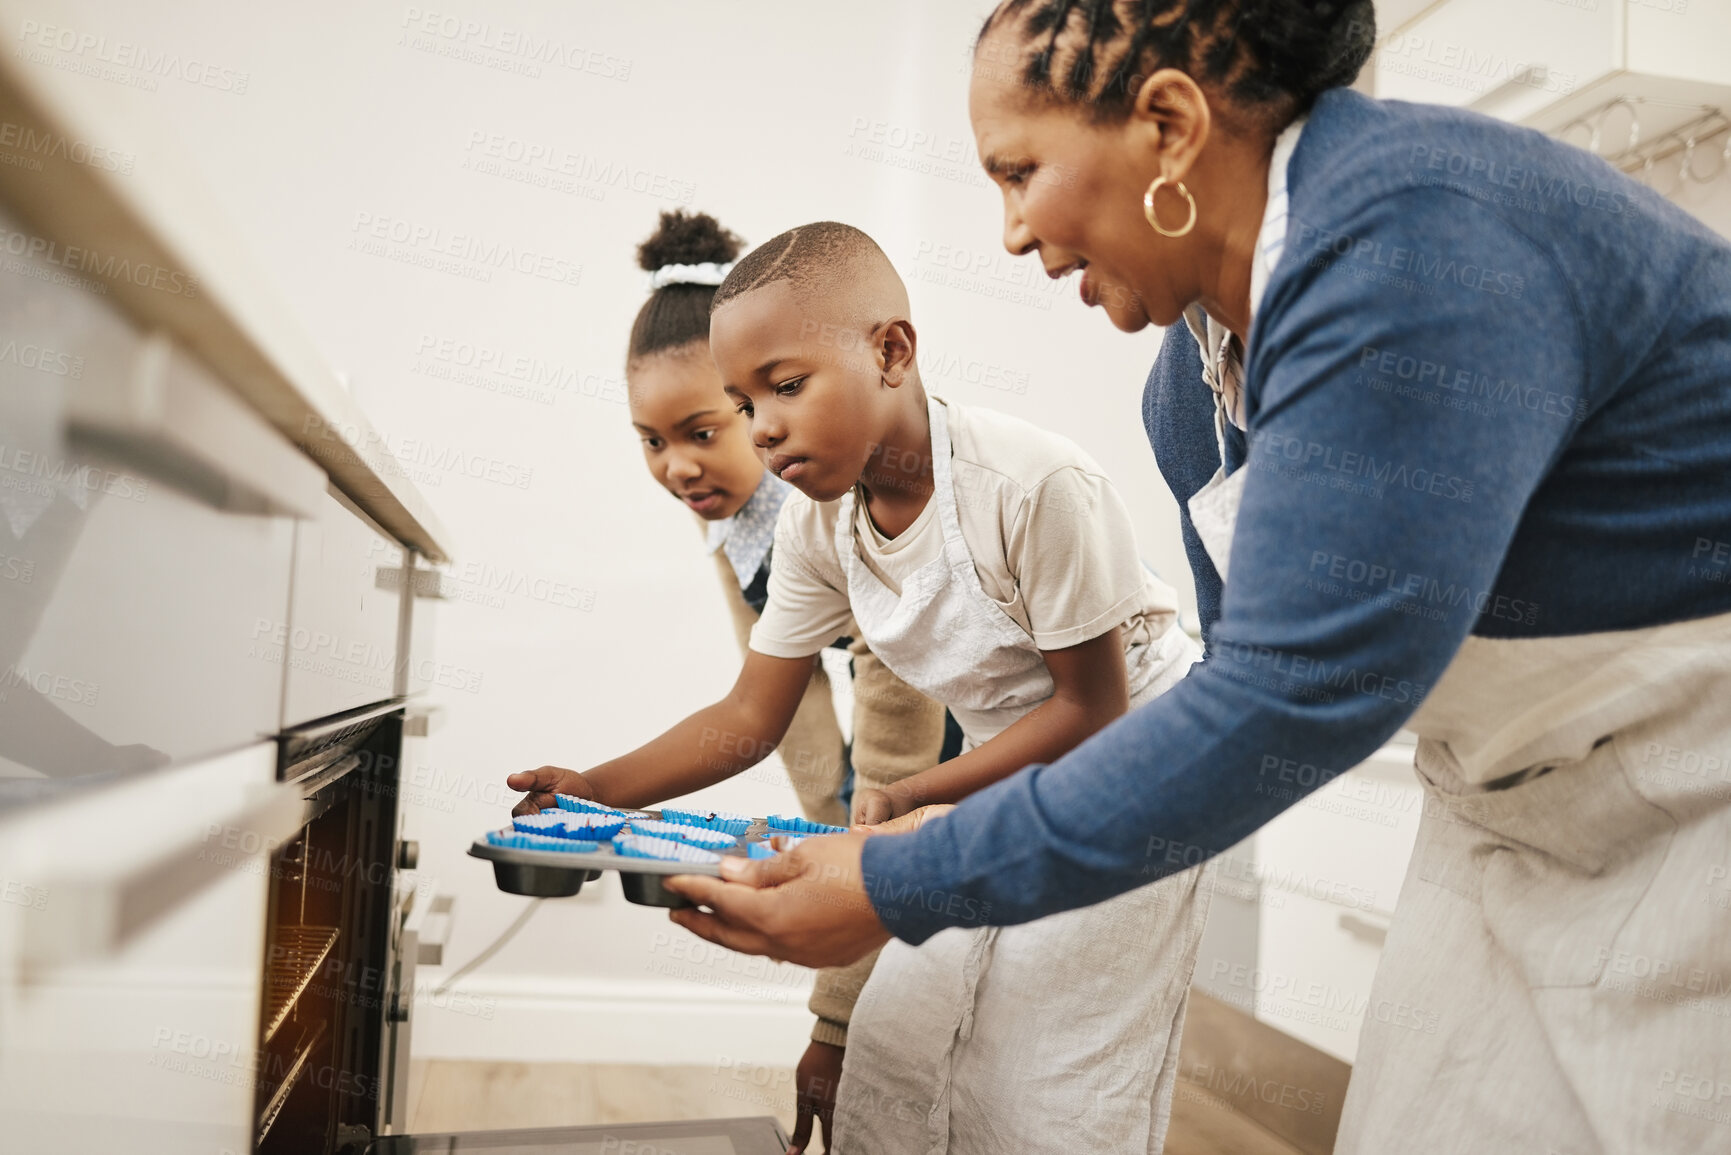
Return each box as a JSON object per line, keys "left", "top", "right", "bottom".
{"left": 375, "top": 1116, "right": 789, "bottom": 1154}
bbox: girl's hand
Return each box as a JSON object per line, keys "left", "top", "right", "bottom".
{"left": 789, "top": 1040, "right": 844, "bottom": 1154}
{"left": 506, "top": 765, "right": 596, "bottom": 816}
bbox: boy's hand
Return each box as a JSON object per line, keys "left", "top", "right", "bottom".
{"left": 506, "top": 765, "right": 595, "bottom": 816}
{"left": 850, "top": 782, "right": 923, "bottom": 825}
{"left": 851, "top": 787, "right": 897, "bottom": 826}
{"left": 789, "top": 1039, "right": 844, "bottom": 1154}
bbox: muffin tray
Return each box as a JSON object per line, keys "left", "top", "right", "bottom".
{"left": 469, "top": 811, "right": 791, "bottom": 909}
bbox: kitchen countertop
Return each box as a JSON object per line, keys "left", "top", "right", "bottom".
{"left": 0, "top": 5, "right": 450, "bottom": 561}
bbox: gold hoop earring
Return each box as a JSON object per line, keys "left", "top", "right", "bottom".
{"left": 1143, "top": 176, "right": 1197, "bottom": 238}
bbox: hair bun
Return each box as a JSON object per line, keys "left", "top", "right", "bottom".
{"left": 1241, "top": 0, "right": 1377, "bottom": 106}
{"left": 636, "top": 210, "right": 744, "bottom": 273}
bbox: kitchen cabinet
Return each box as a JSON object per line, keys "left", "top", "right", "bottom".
{"left": 1210, "top": 741, "right": 1426, "bottom": 1064}
{"left": 1375, "top": 0, "right": 1731, "bottom": 145}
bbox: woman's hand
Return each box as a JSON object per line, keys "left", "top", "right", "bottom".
{"left": 663, "top": 832, "right": 892, "bottom": 968}
{"left": 861, "top": 803, "right": 954, "bottom": 834}
{"left": 505, "top": 765, "right": 596, "bottom": 816}
{"left": 663, "top": 806, "right": 956, "bottom": 967}
{"left": 789, "top": 1040, "right": 845, "bottom": 1155}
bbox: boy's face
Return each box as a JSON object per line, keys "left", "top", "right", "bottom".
{"left": 628, "top": 345, "right": 765, "bottom": 520}
{"left": 710, "top": 281, "right": 890, "bottom": 503}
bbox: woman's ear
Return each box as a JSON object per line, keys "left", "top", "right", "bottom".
{"left": 877, "top": 318, "right": 918, "bottom": 387}
{"left": 1130, "top": 67, "right": 1212, "bottom": 183}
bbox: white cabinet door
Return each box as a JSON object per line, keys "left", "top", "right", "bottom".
{"left": 1247, "top": 742, "right": 1425, "bottom": 1063}
{"left": 0, "top": 742, "right": 301, "bottom": 1155}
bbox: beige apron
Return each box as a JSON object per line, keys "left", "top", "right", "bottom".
{"left": 1188, "top": 415, "right": 1731, "bottom": 1154}
{"left": 832, "top": 396, "right": 1209, "bottom": 1155}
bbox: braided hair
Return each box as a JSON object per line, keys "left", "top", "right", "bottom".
{"left": 978, "top": 0, "right": 1375, "bottom": 122}
{"left": 627, "top": 210, "right": 745, "bottom": 363}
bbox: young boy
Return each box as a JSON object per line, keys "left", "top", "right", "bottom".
{"left": 510, "top": 222, "right": 1208, "bottom": 1155}
{"left": 620, "top": 209, "right": 951, "bottom": 1141}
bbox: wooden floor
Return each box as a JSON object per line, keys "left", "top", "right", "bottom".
{"left": 405, "top": 1059, "right": 799, "bottom": 1136}
{"left": 405, "top": 1059, "right": 1310, "bottom": 1153}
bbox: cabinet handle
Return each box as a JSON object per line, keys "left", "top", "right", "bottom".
{"left": 375, "top": 565, "right": 457, "bottom": 599}
{"left": 1338, "top": 911, "right": 1390, "bottom": 948}
{"left": 67, "top": 331, "right": 326, "bottom": 518}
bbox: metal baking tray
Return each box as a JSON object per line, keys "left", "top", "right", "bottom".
{"left": 469, "top": 812, "right": 777, "bottom": 908}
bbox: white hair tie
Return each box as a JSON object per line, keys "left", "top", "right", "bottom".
{"left": 647, "top": 261, "right": 734, "bottom": 292}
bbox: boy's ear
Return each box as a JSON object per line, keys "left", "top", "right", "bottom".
{"left": 877, "top": 318, "right": 917, "bottom": 387}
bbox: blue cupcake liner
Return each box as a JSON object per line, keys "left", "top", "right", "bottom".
{"left": 612, "top": 832, "right": 723, "bottom": 864}
{"left": 766, "top": 814, "right": 848, "bottom": 836}
{"left": 628, "top": 819, "right": 735, "bottom": 849}
{"left": 486, "top": 828, "right": 601, "bottom": 854}
{"left": 552, "top": 813, "right": 627, "bottom": 840}
{"left": 513, "top": 813, "right": 566, "bottom": 835}
{"left": 554, "top": 794, "right": 626, "bottom": 817}
{"left": 746, "top": 841, "right": 779, "bottom": 859}
{"left": 657, "top": 807, "right": 752, "bottom": 836}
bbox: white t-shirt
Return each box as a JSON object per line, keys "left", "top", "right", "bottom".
{"left": 750, "top": 398, "right": 1180, "bottom": 661}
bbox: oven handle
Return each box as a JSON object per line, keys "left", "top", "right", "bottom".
{"left": 20, "top": 781, "right": 305, "bottom": 966}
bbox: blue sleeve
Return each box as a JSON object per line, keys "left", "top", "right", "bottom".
{"left": 862, "top": 191, "right": 1589, "bottom": 940}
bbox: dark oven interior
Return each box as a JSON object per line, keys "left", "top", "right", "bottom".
{"left": 256, "top": 705, "right": 407, "bottom": 1155}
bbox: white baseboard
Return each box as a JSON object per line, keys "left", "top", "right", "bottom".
{"left": 410, "top": 975, "right": 818, "bottom": 1068}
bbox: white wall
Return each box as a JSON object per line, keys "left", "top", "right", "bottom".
{"left": 25, "top": 0, "right": 1194, "bottom": 1067}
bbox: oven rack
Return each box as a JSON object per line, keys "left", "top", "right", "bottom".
{"left": 257, "top": 1017, "right": 328, "bottom": 1142}
{"left": 262, "top": 924, "right": 341, "bottom": 1044}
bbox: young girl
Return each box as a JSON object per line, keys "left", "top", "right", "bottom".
{"left": 609, "top": 210, "right": 952, "bottom": 1147}
{"left": 512, "top": 220, "right": 1211, "bottom": 1155}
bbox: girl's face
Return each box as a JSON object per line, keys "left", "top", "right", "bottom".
{"left": 628, "top": 344, "right": 765, "bottom": 520}
{"left": 968, "top": 36, "right": 1191, "bottom": 331}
